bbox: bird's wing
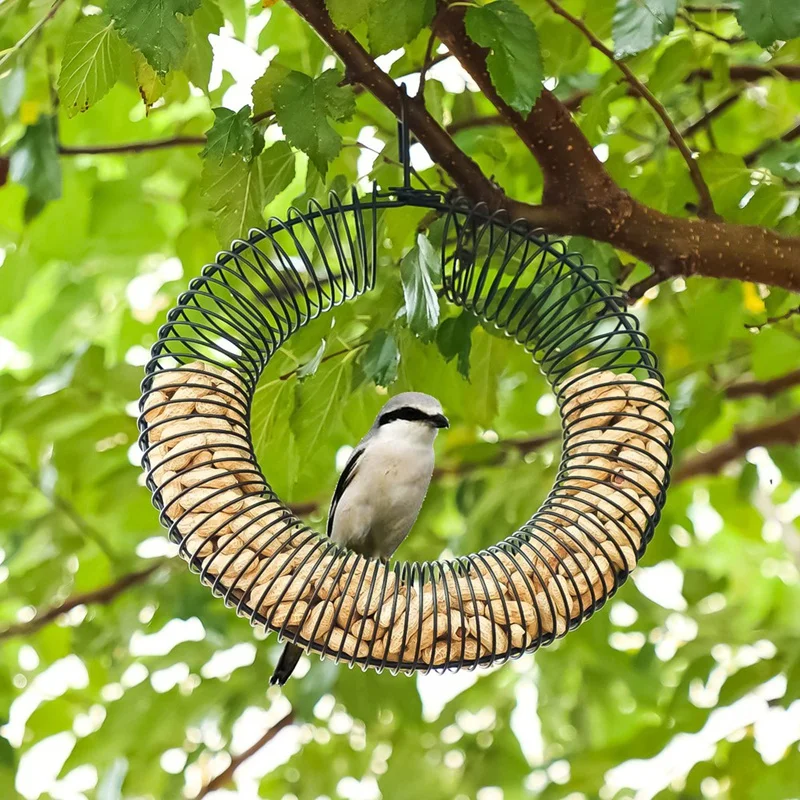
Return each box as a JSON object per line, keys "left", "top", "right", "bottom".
{"left": 326, "top": 443, "right": 365, "bottom": 538}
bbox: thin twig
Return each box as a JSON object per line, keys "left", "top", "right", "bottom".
{"left": 0, "top": 562, "right": 165, "bottom": 641}
{"left": 695, "top": 66, "right": 718, "bottom": 150}
{"left": 1, "top": 453, "right": 118, "bottom": 562}
{"left": 678, "top": 10, "right": 746, "bottom": 45}
{"left": 252, "top": 109, "right": 276, "bottom": 125}
{"left": 626, "top": 92, "right": 740, "bottom": 165}
{"left": 744, "top": 121, "right": 800, "bottom": 166}
{"left": 195, "top": 713, "right": 295, "bottom": 799}
{"left": 59, "top": 136, "right": 207, "bottom": 156}
{"left": 0, "top": 0, "right": 66, "bottom": 72}
{"left": 683, "top": 3, "right": 737, "bottom": 11}
{"left": 542, "top": 0, "right": 718, "bottom": 220}
{"left": 447, "top": 114, "right": 505, "bottom": 135}
{"left": 417, "top": 30, "right": 438, "bottom": 100}
{"left": 725, "top": 369, "right": 800, "bottom": 399}
{"left": 673, "top": 412, "right": 800, "bottom": 483}
{"left": 278, "top": 341, "right": 369, "bottom": 381}
{"left": 746, "top": 305, "right": 800, "bottom": 330}
{"left": 681, "top": 93, "right": 740, "bottom": 140}
{"left": 625, "top": 270, "right": 672, "bottom": 303}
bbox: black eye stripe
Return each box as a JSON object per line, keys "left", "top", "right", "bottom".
{"left": 379, "top": 407, "right": 437, "bottom": 426}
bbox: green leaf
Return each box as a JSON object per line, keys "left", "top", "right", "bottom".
{"left": 736, "top": 0, "right": 800, "bottom": 47}
{"left": 108, "top": 0, "right": 202, "bottom": 74}
{"left": 260, "top": 140, "right": 297, "bottom": 206}
{"left": 298, "top": 340, "right": 327, "bottom": 380}
{"left": 326, "top": 0, "right": 370, "bottom": 30}
{"left": 362, "top": 330, "right": 400, "bottom": 386}
{"left": 475, "top": 135, "right": 507, "bottom": 163}
{"left": 291, "top": 350, "right": 358, "bottom": 454}
{"left": 251, "top": 372, "right": 300, "bottom": 498}
{"left": 569, "top": 236, "right": 623, "bottom": 284}
{"left": 613, "top": 0, "right": 677, "bottom": 58}
{"left": 252, "top": 61, "right": 289, "bottom": 117}
{"left": 201, "top": 153, "right": 266, "bottom": 243}
{"left": 134, "top": 53, "right": 166, "bottom": 110}
{"left": 0, "top": 66, "right": 25, "bottom": 118}
{"left": 183, "top": 0, "right": 223, "bottom": 90}
{"left": 400, "top": 233, "right": 441, "bottom": 340}
{"left": 366, "top": 0, "right": 435, "bottom": 55}
{"left": 273, "top": 69, "right": 355, "bottom": 176}
{"left": 9, "top": 115, "right": 61, "bottom": 219}
{"left": 464, "top": 0, "right": 543, "bottom": 115}
{"left": 58, "top": 17, "right": 121, "bottom": 117}
{"left": 436, "top": 311, "right": 477, "bottom": 379}
{"left": 756, "top": 140, "right": 800, "bottom": 180}
{"left": 466, "top": 328, "right": 501, "bottom": 426}
{"left": 201, "top": 106, "right": 259, "bottom": 163}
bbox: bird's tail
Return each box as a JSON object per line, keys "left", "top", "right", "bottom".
{"left": 270, "top": 643, "right": 303, "bottom": 686}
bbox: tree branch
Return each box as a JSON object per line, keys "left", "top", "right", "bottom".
{"left": 417, "top": 29, "right": 438, "bottom": 99}
{"left": 0, "top": 0, "right": 66, "bottom": 72}
{"left": 673, "top": 412, "right": 800, "bottom": 483}
{"left": 683, "top": 3, "right": 737, "bottom": 11}
{"left": 288, "top": 0, "right": 505, "bottom": 206}
{"left": 0, "top": 562, "right": 165, "bottom": 641}
{"left": 747, "top": 304, "right": 800, "bottom": 330}
{"left": 59, "top": 136, "right": 207, "bottom": 156}
{"left": 680, "top": 92, "right": 740, "bottom": 141}
{"left": 195, "top": 713, "right": 295, "bottom": 799}
{"left": 744, "top": 121, "right": 800, "bottom": 166}
{"left": 725, "top": 369, "right": 800, "bottom": 399}
{"left": 678, "top": 10, "right": 746, "bottom": 45}
{"left": 1, "top": 453, "right": 119, "bottom": 562}
{"left": 282, "top": 0, "right": 800, "bottom": 292}
{"left": 446, "top": 114, "right": 505, "bottom": 135}
{"left": 542, "top": 0, "right": 717, "bottom": 219}
{"left": 434, "top": 4, "right": 614, "bottom": 207}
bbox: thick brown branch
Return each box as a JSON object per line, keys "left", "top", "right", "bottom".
{"left": 195, "top": 714, "right": 295, "bottom": 799}
{"left": 435, "top": 4, "right": 613, "bottom": 207}
{"left": 673, "top": 412, "right": 800, "bottom": 483}
{"left": 286, "top": 0, "right": 499, "bottom": 204}
{"left": 725, "top": 369, "right": 800, "bottom": 399}
{"left": 513, "top": 201, "right": 800, "bottom": 291}
{"left": 285, "top": 0, "right": 800, "bottom": 291}
{"left": 542, "top": 0, "right": 717, "bottom": 219}
{"left": 0, "top": 562, "right": 164, "bottom": 641}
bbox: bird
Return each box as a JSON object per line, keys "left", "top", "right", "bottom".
{"left": 269, "top": 392, "right": 449, "bottom": 686}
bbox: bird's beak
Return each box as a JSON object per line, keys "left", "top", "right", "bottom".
{"left": 432, "top": 413, "right": 449, "bottom": 429}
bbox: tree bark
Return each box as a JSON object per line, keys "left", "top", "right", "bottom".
{"left": 284, "top": 0, "right": 800, "bottom": 293}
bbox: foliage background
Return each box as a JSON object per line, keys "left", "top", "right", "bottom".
{"left": 1, "top": 0, "right": 800, "bottom": 798}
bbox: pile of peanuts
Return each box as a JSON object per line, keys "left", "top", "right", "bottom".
{"left": 141, "top": 361, "right": 671, "bottom": 669}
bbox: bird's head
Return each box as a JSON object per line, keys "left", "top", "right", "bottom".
{"left": 376, "top": 392, "right": 449, "bottom": 434}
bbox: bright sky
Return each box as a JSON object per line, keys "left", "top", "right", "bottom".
{"left": 8, "top": 7, "right": 800, "bottom": 800}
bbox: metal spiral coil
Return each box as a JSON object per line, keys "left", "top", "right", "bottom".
{"left": 138, "top": 185, "right": 673, "bottom": 674}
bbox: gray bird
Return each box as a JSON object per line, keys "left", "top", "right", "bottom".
{"left": 270, "top": 392, "right": 449, "bottom": 685}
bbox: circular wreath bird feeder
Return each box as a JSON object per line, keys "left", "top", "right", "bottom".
{"left": 138, "top": 151, "right": 673, "bottom": 673}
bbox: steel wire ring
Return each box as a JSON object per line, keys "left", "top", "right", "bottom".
{"left": 138, "top": 186, "right": 673, "bottom": 674}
